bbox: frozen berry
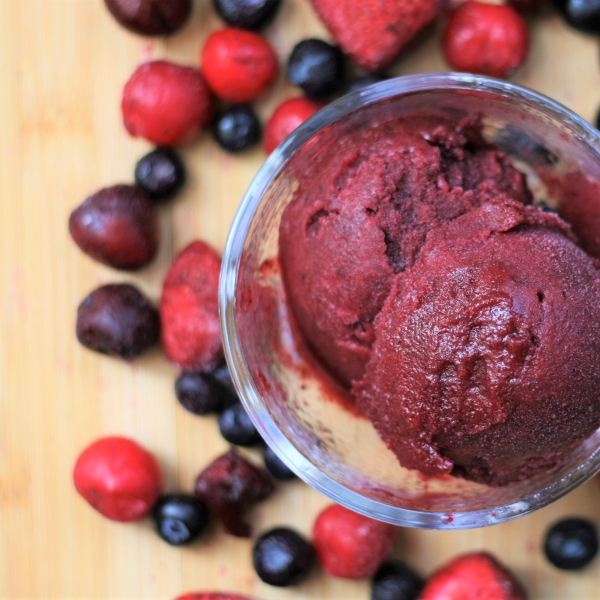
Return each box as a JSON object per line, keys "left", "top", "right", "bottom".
{"left": 419, "top": 552, "right": 527, "bottom": 600}
{"left": 175, "top": 371, "right": 236, "bottom": 415}
{"left": 313, "top": 503, "right": 397, "bottom": 579}
{"left": 213, "top": 0, "right": 281, "bottom": 30}
{"left": 345, "top": 74, "right": 388, "bottom": 94}
{"left": 218, "top": 401, "right": 262, "bottom": 446}
{"left": 287, "top": 39, "right": 344, "bottom": 99}
{"left": 553, "top": 0, "right": 600, "bottom": 33}
{"left": 213, "top": 105, "right": 261, "bottom": 153}
{"left": 160, "top": 241, "right": 223, "bottom": 372}
{"left": 371, "top": 561, "right": 424, "bottom": 600}
{"left": 263, "top": 446, "right": 296, "bottom": 480}
{"left": 135, "top": 147, "right": 186, "bottom": 202}
{"left": 69, "top": 185, "right": 158, "bottom": 270}
{"left": 201, "top": 28, "right": 278, "bottom": 103}
{"left": 73, "top": 436, "right": 162, "bottom": 522}
{"left": 507, "top": 0, "right": 545, "bottom": 13}
{"left": 122, "top": 60, "right": 213, "bottom": 146}
{"left": 195, "top": 449, "right": 274, "bottom": 537}
{"left": 152, "top": 493, "right": 210, "bottom": 546}
{"left": 263, "top": 97, "right": 323, "bottom": 154}
{"left": 104, "top": 0, "right": 192, "bottom": 36}
{"left": 211, "top": 362, "right": 237, "bottom": 395}
{"left": 175, "top": 594, "right": 253, "bottom": 600}
{"left": 544, "top": 518, "right": 598, "bottom": 570}
{"left": 253, "top": 528, "right": 315, "bottom": 587}
{"left": 442, "top": 1, "right": 529, "bottom": 78}
{"left": 76, "top": 284, "right": 160, "bottom": 360}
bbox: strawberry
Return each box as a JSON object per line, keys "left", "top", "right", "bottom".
{"left": 312, "top": 503, "right": 397, "bottom": 579}
{"left": 175, "top": 594, "right": 255, "bottom": 600}
{"left": 309, "top": 0, "right": 441, "bottom": 72}
{"left": 420, "top": 552, "right": 528, "bottom": 600}
{"left": 160, "top": 240, "right": 223, "bottom": 372}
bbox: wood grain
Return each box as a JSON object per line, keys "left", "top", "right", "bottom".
{"left": 2, "top": 0, "right": 600, "bottom": 598}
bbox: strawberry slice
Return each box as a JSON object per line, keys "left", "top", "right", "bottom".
{"left": 309, "top": 0, "right": 442, "bottom": 72}
{"left": 420, "top": 552, "right": 528, "bottom": 600}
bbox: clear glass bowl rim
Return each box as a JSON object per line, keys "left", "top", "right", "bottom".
{"left": 219, "top": 72, "right": 600, "bottom": 529}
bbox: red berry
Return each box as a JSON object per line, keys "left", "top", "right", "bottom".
{"left": 201, "top": 28, "right": 278, "bottom": 103}
{"left": 264, "top": 97, "right": 324, "bottom": 154}
{"left": 160, "top": 240, "right": 223, "bottom": 372}
{"left": 104, "top": 0, "right": 192, "bottom": 36}
{"left": 122, "top": 60, "right": 213, "bottom": 146}
{"left": 69, "top": 185, "right": 158, "bottom": 271}
{"left": 312, "top": 504, "right": 397, "bottom": 579}
{"left": 73, "top": 436, "right": 163, "bottom": 522}
{"left": 419, "top": 552, "right": 528, "bottom": 600}
{"left": 194, "top": 448, "right": 274, "bottom": 537}
{"left": 175, "top": 594, "right": 253, "bottom": 600}
{"left": 442, "top": 1, "right": 529, "bottom": 78}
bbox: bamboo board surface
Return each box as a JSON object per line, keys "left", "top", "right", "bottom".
{"left": 2, "top": 0, "right": 600, "bottom": 598}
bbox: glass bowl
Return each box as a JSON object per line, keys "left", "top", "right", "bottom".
{"left": 219, "top": 73, "right": 600, "bottom": 529}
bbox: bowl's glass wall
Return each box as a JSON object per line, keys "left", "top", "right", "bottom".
{"left": 221, "top": 74, "right": 600, "bottom": 529}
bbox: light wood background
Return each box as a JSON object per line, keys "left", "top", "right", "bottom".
{"left": 2, "top": 0, "right": 600, "bottom": 598}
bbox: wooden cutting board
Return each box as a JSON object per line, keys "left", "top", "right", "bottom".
{"left": 2, "top": 0, "right": 600, "bottom": 598}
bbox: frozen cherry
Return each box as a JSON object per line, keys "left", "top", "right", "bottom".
{"left": 286, "top": 39, "right": 345, "bottom": 99}
{"left": 135, "top": 147, "right": 186, "bottom": 201}
{"left": 371, "top": 561, "right": 424, "bottom": 600}
{"left": 152, "top": 493, "right": 210, "bottom": 546}
{"left": 218, "top": 401, "right": 262, "bottom": 446}
{"left": 544, "top": 518, "right": 598, "bottom": 570}
{"left": 253, "top": 528, "right": 315, "bottom": 587}
{"left": 213, "top": 0, "right": 281, "bottom": 30}
{"left": 76, "top": 284, "right": 160, "bottom": 360}
{"left": 175, "top": 371, "right": 237, "bottom": 415}
{"left": 73, "top": 436, "right": 163, "bottom": 521}
{"left": 213, "top": 105, "right": 262, "bottom": 153}
{"left": 345, "top": 74, "right": 388, "bottom": 94}
{"left": 104, "top": 0, "right": 192, "bottom": 36}
{"left": 69, "top": 185, "right": 158, "bottom": 270}
{"left": 263, "top": 446, "right": 296, "bottom": 480}
{"left": 553, "top": 0, "right": 600, "bottom": 33}
{"left": 195, "top": 449, "right": 274, "bottom": 537}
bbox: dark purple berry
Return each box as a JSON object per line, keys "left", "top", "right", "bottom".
{"left": 175, "top": 371, "right": 236, "bottom": 415}
{"left": 253, "top": 527, "right": 315, "bottom": 587}
{"left": 211, "top": 362, "right": 237, "bottom": 395}
{"left": 371, "top": 561, "right": 424, "bottom": 600}
{"left": 553, "top": 0, "right": 600, "bottom": 33}
{"left": 104, "top": 0, "right": 192, "bottom": 36}
{"left": 264, "top": 445, "right": 296, "bottom": 481}
{"left": 287, "top": 39, "right": 345, "bottom": 99}
{"left": 76, "top": 284, "right": 160, "bottom": 360}
{"left": 152, "top": 493, "right": 210, "bottom": 546}
{"left": 218, "top": 401, "right": 262, "bottom": 446}
{"left": 345, "top": 73, "right": 388, "bottom": 94}
{"left": 213, "top": 105, "right": 262, "bottom": 153}
{"left": 544, "top": 518, "right": 598, "bottom": 570}
{"left": 135, "top": 147, "right": 186, "bottom": 202}
{"left": 69, "top": 185, "right": 158, "bottom": 271}
{"left": 212, "top": 0, "right": 281, "bottom": 30}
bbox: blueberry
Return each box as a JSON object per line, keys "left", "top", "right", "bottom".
{"left": 210, "top": 362, "right": 237, "bottom": 395}
{"left": 175, "top": 371, "right": 237, "bottom": 415}
{"left": 213, "top": 105, "right": 261, "bottom": 153}
{"left": 595, "top": 105, "right": 600, "bottom": 130}
{"left": 345, "top": 74, "right": 388, "bottom": 95}
{"left": 264, "top": 445, "right": 296, "bottom": 481}
{"left": 553, "top": 0, "right": 600, "bottom": 33}
{"left": 218, "top": 401, "right": 262, "bottom": 446}
{"left": 152, "top": 493, "right": 210, "bottom": 546}
{"left": 287, "top": 39, "right": 345, "bottom": 99}
{"left": 543, "top": 517, "right": 598, "bottom": 570}
{"left": 212, "top": 0, "right": 281, "bottom": 30}
{"left": 134, "top": 147, "right": 185, "bottom": 202}
{"left": 253, "top": 527, "right": 315, "bottom": 586}
{"left": 371, "top": 561, "right": 424, "bottom": 600}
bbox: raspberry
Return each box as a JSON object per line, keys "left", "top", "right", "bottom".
{"left": 122, "top": 60, "right": 213, "bottom": 146}
{"left": 69, "top": 185, "right": 158, "bottom": 271}
{"left": 442, "top": 1, "right": 529, "bottom": 78}
{"left": 264, "top": 97, "right": 324, "bottom": 154}
{"left": 194, "top": 448, "right": 274, "bottom": 537}
{"left": 160, "top": 240, "right": 223, "bottom": 372}
{"left": 73, "top": 436, "right": 163, "bottom": 522}
{"left": 312, "top": 503, "right": 397, "bottom": 579}
{"left": 201, "top": 28, "right": 278, "bottom": 103}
